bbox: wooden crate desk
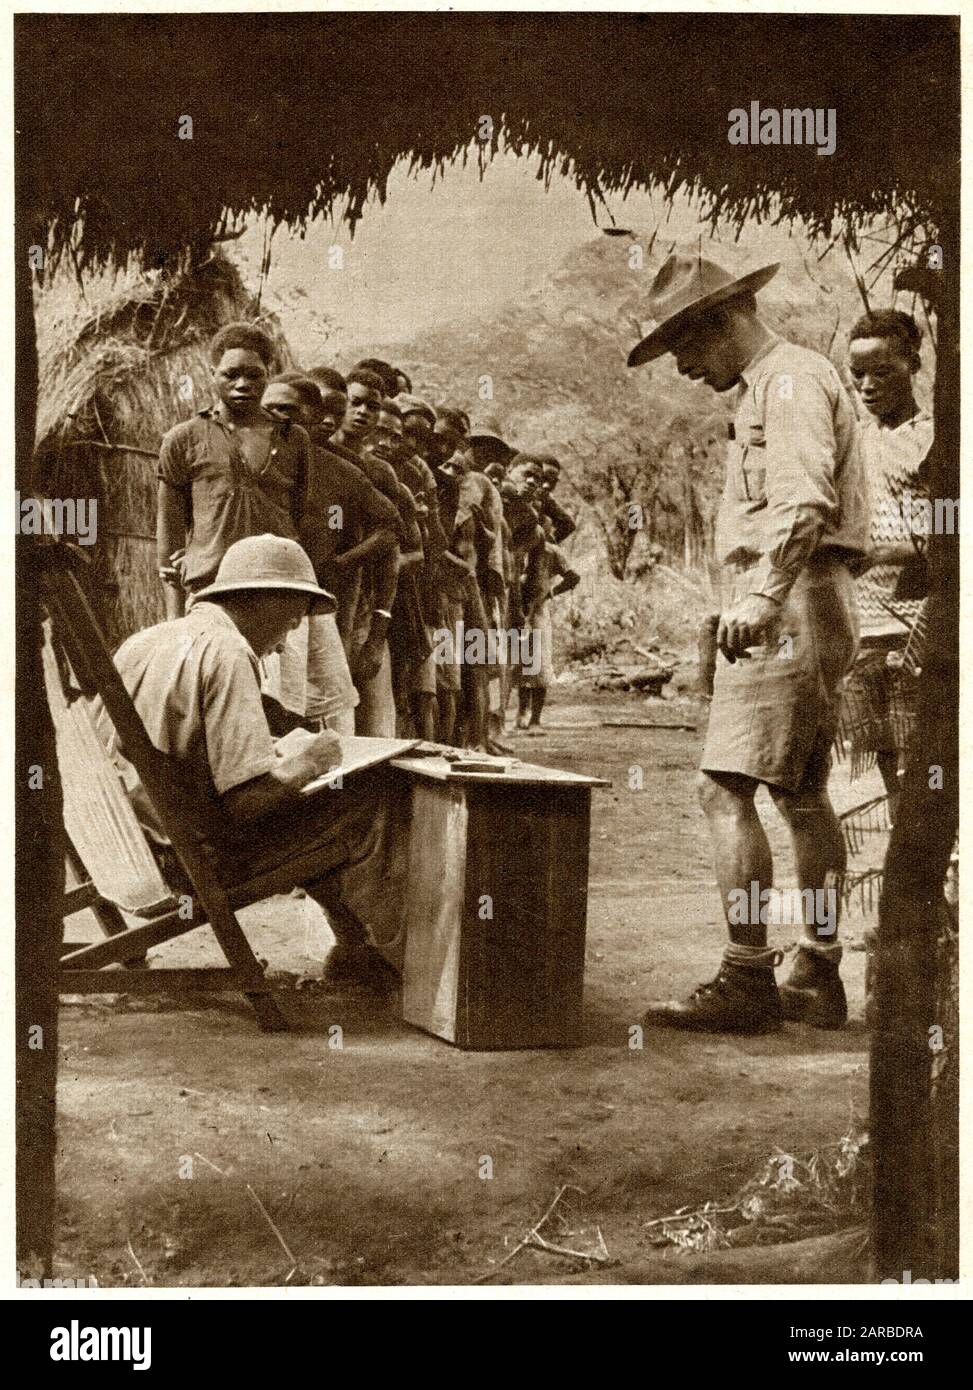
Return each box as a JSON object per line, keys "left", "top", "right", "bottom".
{"left": 390, "top": 754, "right": 608, "bottom": 1050}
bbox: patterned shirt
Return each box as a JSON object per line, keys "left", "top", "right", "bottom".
{"left": 857, "top": 411, "right": 933, "bottom": 639}
{"left": 714, "top": 335, "right": 869, "bottom": 604}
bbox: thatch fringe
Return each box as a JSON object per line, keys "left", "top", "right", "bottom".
{"left": 32, "top": 250, "right": 293, "bottom": 645}
{"left": 16, "top": 14, "right": 956, "bottom": 274}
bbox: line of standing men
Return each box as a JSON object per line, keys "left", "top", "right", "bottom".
{"left": 156, "top": 328, "right": 579, "bottom": 754}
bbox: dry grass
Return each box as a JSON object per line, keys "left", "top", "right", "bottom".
{"left": 644, "top": 1130, "right": 870, "bottom": 1254}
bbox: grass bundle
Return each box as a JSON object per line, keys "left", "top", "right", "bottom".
{"left": 644, "top": 1130, "right": 870, "bottom": 1254}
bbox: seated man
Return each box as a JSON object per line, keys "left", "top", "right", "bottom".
{"left": 95, "top": 534, "right": 409, "bottom": 989}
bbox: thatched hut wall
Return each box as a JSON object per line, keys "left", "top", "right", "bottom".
{"left": 32, "top": 251, "right": 292, "bottom": 645}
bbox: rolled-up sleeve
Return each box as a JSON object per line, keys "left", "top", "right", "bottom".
{"left": 158, "top": 425, "right": 190, "bottom": 491}
{"left": 201, "top": 643, "right": 277, "bottom": 794}
{"left": 747, "top": 369, "right": 839, "bottom": 605}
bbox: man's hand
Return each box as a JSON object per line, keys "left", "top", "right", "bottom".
{"left": 354, "top": 634, "right": 385, "bottom": 684}
{"left": 443, "top": 550, "right": 474, "bottom": 575}
{"left": 159, "top": 546, "right": 187, "bottom": 587}
{"left": 159, "top": 547, "right": 187, "bottom": 619}
{"left": 304, "top": 729, "right": 343, "bottom": 777}
{"left": 484, "top": 568, "right": 506, "bottom": 605}
{"left": 717, "top": 594, "right": 780, "bottom": 662}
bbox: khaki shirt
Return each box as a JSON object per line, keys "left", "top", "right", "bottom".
{"left": 94, "top": 603, "right": 276, "bottom": 850}
{"left": 715, "top": 336, "right": 869, "bottom": 605}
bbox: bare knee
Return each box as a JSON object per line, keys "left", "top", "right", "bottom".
{"left": 769, "top": 785, "right": 832, "bottom": 826}
{"left": 696, "top": 769, "right": 755, "bottom": 818}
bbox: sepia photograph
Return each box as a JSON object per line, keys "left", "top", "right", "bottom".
{"left": 10, "top": 4, "right": 962, "bottom": 1323}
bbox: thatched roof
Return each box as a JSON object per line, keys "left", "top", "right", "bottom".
{"left": 34, "top": 249, "right": 288, "bottom": 452}
{"left": 17, "top": 12, "right": 958, "bottom": 273}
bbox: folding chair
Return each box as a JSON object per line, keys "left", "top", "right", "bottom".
{"left": 44, "top": 556, "right": 291, "bottom": 1031}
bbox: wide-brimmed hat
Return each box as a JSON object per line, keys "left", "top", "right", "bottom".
{"left": 627, "top": 251, "right": 779, "bottom": 367}
{"left": 469, "top": 414, "right": 515, "bottom": 454}
{"left": 192, "top": 535, "right": 336, "bottom": 613}
{"left": 394, "top": 393, "right": 436, "bottom": 426}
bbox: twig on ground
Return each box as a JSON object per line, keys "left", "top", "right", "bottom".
{"left": 126, "top": 1237, "right": 151, "bottom": 1286}
{"left": 473, "top": 1183, "right": 586, "bottom": 1284}
{"left": 246, "top": 1184, "right": 297, "bottom": 1266}
{"left": 530, "top": 1230, "right": 610, "bottom": 1264}
{"left": 192, "top": 1150, "right": 227, "bottom": 1176}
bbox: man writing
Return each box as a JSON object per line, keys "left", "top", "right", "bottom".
{"left": 96, "top": 534, "right": 406, "bottom": 989}
{"left": 628, "top": 249, "right": 868, "bottom": 1033}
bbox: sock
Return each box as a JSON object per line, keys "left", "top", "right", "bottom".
{"left": 724, "top": 942, "right": 784, "bottom": 971}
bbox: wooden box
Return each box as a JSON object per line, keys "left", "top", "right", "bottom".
{"left": 391, "top": 756, "right": 607, "bottom": 1049}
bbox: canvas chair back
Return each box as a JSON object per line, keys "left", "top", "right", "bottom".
{"left": 44, "top": 554, "right": 288, "bottom": 1031}
{"left": 41, "top": 617, "right": 174, "bottom": 917}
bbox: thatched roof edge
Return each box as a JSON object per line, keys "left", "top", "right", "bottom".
{"left": 16, "top": 12, "right": 959, "bottom": 271}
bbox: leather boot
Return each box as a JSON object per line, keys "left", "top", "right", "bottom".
{"left": 323, "top": 941, "right": 398, "bottom": 992}
{"left": 643, "top": 953, "right": 783, "bottom": 1034}
{"left": 779, "top": 943, "right": 847, "bottom": 1029}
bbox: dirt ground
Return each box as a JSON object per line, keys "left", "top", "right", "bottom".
{"left": 55, "top": 686, "right": 879, "bottom": 1288}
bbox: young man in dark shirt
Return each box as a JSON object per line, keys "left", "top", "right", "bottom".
{"left": 157, "top": 323, "right": 310, "bottom": 620}
{"left": 307, "top": 366, "right": 353, "bottom": 442}
{"left": 264, "top": 373, "right": 400, "bottom": 605}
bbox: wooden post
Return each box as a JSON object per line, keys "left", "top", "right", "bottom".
{"left": 15, "top": 231, "right": 63, "bottom": 1275}
{"left": 870, "top": 210, "right": 959, "bottom": 1281}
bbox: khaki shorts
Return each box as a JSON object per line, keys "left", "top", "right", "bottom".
{"left": 701, "top": 554, "right": 859, "bottom": 792}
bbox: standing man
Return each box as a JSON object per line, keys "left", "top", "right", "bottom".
{"left": 628, "top": 250, "right": 869, "bottom": 1033}
{"left": 333, "top": 368, "right": 412, "bottom": 736}
{"left": 537, "top": 455, "right": 577, "bottom": 544}
{"left": 261, "top": 373, "right": 402, "bottom": 734}
{"left": 845, "top": 310, "right": 933, "bottom": 816}
{"left": 157, "top": 323, "right": 310, "bottom": 619}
